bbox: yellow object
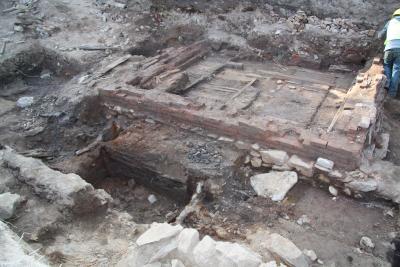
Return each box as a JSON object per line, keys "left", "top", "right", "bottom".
{"left": 393, "top": 8, "right": 400, "bottom": 17}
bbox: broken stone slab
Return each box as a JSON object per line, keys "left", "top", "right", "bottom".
{"left": 1, "top": 147, "right": 111, "bottom": 214}
{"left": 171, "top": 259, "right": 185, "bottom": 267}
{"left": 0, "top": 192, "right": 22, "bottom": 220}
{"left": 0, "top": 221, "right": 49, "bottom": 267}
{"left": 264, "top": 233, "right": 309, "bottom": 267}
{"left": 137, "top": 223, "right": 183, "bottom": 246}
{"left": 315, "top": 158, "right": 334, "bottom": 172}
{"left": 250, "top": 171, "right": 298, "bottom": 201}
{"left": 193, "top": 235, "right": 263, "bottom": 267}
{"left": 118, "top": 223, "right": 183, "bottom": 267}
{"left": 260, "top": 150, "right": 289, "bottom": 166}
{"left": 346, "top": 179, "right": 378, "bottom": 193}
{"left": 215, "top": 241, "right": 263, "bottom": 267}
{"left": 287, "top": 155, "right": 314, "bottom": 177}
{"left": 177, "top": 228, "right": 199, "bottom": 255}
{"left": 193, "top": 235, "right": 219, "bottom": 266}
{"left": 303, "top": 249, "right": 317, "bottom": 262}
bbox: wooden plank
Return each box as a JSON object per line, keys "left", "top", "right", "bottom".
{"left": 219, "top": 78, "right": 258, "bottom": 110}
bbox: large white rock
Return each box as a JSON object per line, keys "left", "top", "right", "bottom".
{"left": 137, "top": 223, "right": 183, "bottom": 246}
{"left": 250, "top": 171, "right": 298, "bottom": 201}
{"left": 171, "top": 259, "right": 185, "bottom": 267}
{"left": 118, "top": 223, "right": 182, "bottom": 267}
{"left": 193, "top": 235, "right": 219, "bottom": 267}
{"left": 0, "top": 192, "right": 22, "bottom": 220}
{"left": 215, "top": 242, "right": 263, "bottom": 267}
{"left": 287, "top": 155, "right": 314, "bottom": 177}
{"left": 264, "top": 233, "right": 309, "bottom": 267}
{"left": 177, "top": 228, "right": 199, "bottom": 255}
{"left": 260, "top": 150, "right": 289, "bottom": 166}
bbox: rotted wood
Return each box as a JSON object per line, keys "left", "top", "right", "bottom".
{"left": 126, "top": 41, "right": 210, "bottom": 89}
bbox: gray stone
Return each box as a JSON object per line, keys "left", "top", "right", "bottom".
{"left": 1, "top": 147, "right": 111, "bottom": 214}
{"left": 287, "top": 155, "right": 314, "bottom": 177}
{"left": 264, "top": 233, "right": 309, "bottom": 267}
{"left": 16, "top": 96, "right": 34, "bottom": 108}
{"left": 260, "top": 150, "right": 289, "bottom": 166}
{"left": 250, "top": 171, "right": 298, "bottom": 201}
{"left": 328, "top": 186, "right": 338, "bottom": 196}
{"left": 347, "top": 179, "right": 378, "bottom": 192}
{"left": 303, "top": 249, "right": 317, "bottom": 262}
{"left": 297, "top": 215, "right": 311, "bottom": 226}
{"left": 360, "top": 236, "right": 375, "bottom": 252}
{"left": 0, "top": 192, "right": 22, "bottom": 220}
{"left": 315, "top": 158, "right": 334, "bottom": 171}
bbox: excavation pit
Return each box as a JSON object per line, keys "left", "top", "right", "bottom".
{"left": 69, "top": 119, "right": 243, "bottom": 223}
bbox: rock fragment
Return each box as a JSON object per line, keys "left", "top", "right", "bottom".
{"left": 288, "top": 155, "right": 314, "bottom": 177}
{"left": 250, "top": 171, "right": 298, "bottom": 201}
{"left": 16, "top": 96, "right": 34, "bottom": 108}
{"left": 264, "top": 233, "right": 309, "bottom": 267}
{"left": 0, "top": 192, "right": 22, "bottom": 220}
{"left": 328, "top": 186, "right": 338, "bottom": 196}
{"left": 260, "top": 150, "right": 289, "bottom": 166}
{"left": 360, "top": 236, "right": 374, "bottom": 252}
{"left": 303, "top": 249, "right": 318, "bottom": 262}
{"left": 315, "top": 158, "right": 334, "bottom": 172}
{"left": 177, "top": 228, "right": 199, "bottom": 255}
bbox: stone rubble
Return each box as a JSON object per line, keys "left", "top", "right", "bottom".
{"left": 0, "top": 192, "right": 22, "bottom": 220}
{"left": 250, "top": 171, "right": 298, "bottom": 201}
{"left": 117, "top": 223, "right": 297, "bottom": 267}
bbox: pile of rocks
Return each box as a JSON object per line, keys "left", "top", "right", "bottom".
{"left": 247, "top": 146, "right": 315, "bottom": 178}
{"left": 286, "top": 10, "right": 372, "bottom": 36}
{"left": 117, "top": 222, "right": 311, "bottom": 267}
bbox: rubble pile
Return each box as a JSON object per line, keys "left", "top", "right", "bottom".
{"left": 117, "top": 222, "right": 310, "bottom": 267}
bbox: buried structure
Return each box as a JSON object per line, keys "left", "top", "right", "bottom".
{"left": 2, "top": 0, "right": 400, "bottom": 266}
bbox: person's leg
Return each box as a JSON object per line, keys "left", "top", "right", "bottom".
{"left": 384, "top": 50, "right": 394, "bottom": 90}
{"left": 389, "top": 51, "right": 400, "bottom": 97}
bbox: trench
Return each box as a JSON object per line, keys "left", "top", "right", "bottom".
{"left": 72, "top": 145, "right": 199, "bottom": 224}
